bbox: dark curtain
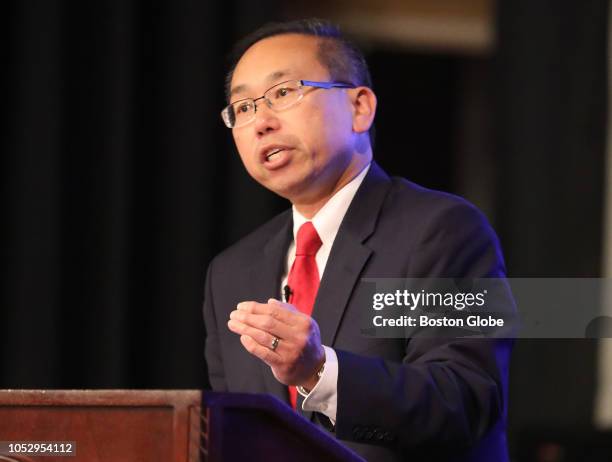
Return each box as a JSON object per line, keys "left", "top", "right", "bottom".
{"left": 2, "top": 0, "right": 289, "bottom": 389}
{"left": 0, "top": 1, "right": 465, "bottom": 390}
{"left": 494, "top": 0, "right": 608, "bottom": 447}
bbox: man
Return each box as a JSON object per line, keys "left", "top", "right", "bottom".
{"left": 204, "top": 19, "right": 513, "bottom": 461}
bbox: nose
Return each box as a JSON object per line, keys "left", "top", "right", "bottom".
{"left": 253, "top": 97, "right": 280, "bottom": 137}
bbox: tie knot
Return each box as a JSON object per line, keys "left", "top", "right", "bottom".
{"left": 295, "top": 222, "right": 322, "bottom": 256}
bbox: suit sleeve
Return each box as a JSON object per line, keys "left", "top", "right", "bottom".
{"left": 203, "top": 257, "right": 228, "bottom": 391}
{"left": 334, "top": 202, "right": 513, "bottom": 454}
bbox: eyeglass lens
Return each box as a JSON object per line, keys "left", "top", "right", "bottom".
{"left": 225, "top": 80, "right": 302, "bottom": 128}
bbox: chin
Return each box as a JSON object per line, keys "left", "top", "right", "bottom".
{"left": 260, "top": 170, "right": 310, "bottom": 196}
{"left": 263, "top": 182, "right": 298, "bottom": 200}
{"left": 264, "top": 177, "right": 308, "bottom": 201}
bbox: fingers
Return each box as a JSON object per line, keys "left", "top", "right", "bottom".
{"left": 228, "top": 318, "right": 284, "bottom": 349}
{"left": 237, "top": 300, "right": 299, "bottom": 321}
{"left": 229, "top": 300, "right": 324, "bottom": 386}
{"left": 229, "top": 310, "right": 295, "bottom": 340}
{"left": 229, "top": 299, "right": 305, "bottom": 337}
{"left": 239, "top": 334, "right": 282, "bottom": 366}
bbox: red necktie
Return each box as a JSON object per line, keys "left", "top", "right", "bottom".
{"left": 287, "top": 221, "right": 322, "bottom": 409}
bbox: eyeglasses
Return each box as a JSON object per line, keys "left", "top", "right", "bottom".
{"left": 221, "top": 79, "right": 355, "bottom": 128}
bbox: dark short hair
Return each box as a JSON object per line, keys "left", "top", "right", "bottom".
{"left": 225, "top": 18, "right": 375, "bottom": 145}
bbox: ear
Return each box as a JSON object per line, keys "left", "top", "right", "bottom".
{"left": 350, "top": 87, "right": 377, "bottom": 134}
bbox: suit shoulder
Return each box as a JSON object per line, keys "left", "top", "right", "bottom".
{"left": 386, "top": 176, "right": 490, "bottom": 225}
{"left": 379, "top": 177, "right": 505, "bottom": 276}
{"left": 381, "top": 177, "right": 498, "bottom": 248}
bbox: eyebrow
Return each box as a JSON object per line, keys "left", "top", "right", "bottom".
{"left": 229, "top": 69, "right": 292, "bottom": 99}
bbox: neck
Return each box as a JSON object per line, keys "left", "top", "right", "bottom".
{"left": 293, "top": 198, "right": 332, "bottom": 220}
{"left": 292, "top": 157, "right": 370, "bottom": 219}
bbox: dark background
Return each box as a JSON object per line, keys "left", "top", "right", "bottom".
{"left": 2, "top": 0, "right": 608, "bottom": 458}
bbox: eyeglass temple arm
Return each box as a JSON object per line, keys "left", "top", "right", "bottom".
{"left": 300, "top": 80, "right": 355, "bottom": 89}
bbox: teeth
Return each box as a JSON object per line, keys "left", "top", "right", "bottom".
{"left": 266, "top": 148, "right": 283, "bottom": 160}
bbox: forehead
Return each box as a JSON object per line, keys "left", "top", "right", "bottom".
{"left": 230, "top": 34, "right": 329, "bottom": 98}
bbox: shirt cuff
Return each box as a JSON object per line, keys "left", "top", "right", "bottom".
{"left": 297, "top": 346, "right": 338, "bottom": 422}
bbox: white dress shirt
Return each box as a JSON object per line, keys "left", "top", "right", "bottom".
{"left": 280, "top": 163, "right": 371, "bottom": 422}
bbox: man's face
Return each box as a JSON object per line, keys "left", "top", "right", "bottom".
{"left": 229, "top": 34, "right": 359, "bottom": 206}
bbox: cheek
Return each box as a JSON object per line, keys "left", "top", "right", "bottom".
{"left": 296, "top": 101, "right": 343, "bottom": 146}
{"left": 317, "top": 93, "right": 352, "bottom": 129}
{"left": 329, "top": 97, "right": 354, "bottom": 132}
{"left": 312, "top": 102, "right": 353, "bottom": 150}
{"left": 233, "top": 133, "right": 255, "bottom": 166}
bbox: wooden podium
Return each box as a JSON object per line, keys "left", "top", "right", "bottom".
{"left": 0, "top": 390, "right": 201, "bottom": 461}
{"left": 0, "top": 390, "right": 364, "bottom": 462}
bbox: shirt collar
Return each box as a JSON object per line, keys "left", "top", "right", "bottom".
{"left": 292, "top": 163, "right": 371, "bottom": 248}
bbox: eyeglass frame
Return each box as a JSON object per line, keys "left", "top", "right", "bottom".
{"left": 221, "top": 79, "right": 356, "bottom": 128}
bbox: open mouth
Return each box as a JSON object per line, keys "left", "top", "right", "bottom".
{"left": 265, "top": 148, "right": 284, "bottom": 162}
{"left": 259, "top": 145, "right": 293, "bottom": 170}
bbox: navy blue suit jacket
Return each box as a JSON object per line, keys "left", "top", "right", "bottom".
{"left": 204, "top": 162, "right": 513, "bottom": 461}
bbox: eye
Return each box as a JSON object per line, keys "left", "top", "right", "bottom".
{"left": 275, "top": 87, "right": 294, "bottom": 98}
{"left": 236, "top": 102, "right": 253, "bottom": 113}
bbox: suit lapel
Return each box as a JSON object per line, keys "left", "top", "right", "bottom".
{"left": 248, "top": 211, "right": 293, "bottom": 402}
{"left": 300, "top": 163, "right": 391, "bottom": 423}
{"left": 245, "top": 163, "right": 392, "bottom": 412}
{"left": 312, "top": 162, "right": 392, "bottom": 346}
